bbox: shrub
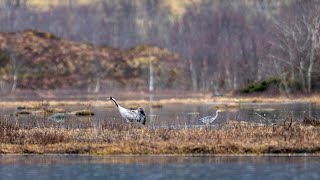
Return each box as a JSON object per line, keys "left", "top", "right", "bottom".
{"left": 240, "top": 78, "right": 280, "bottom": 94}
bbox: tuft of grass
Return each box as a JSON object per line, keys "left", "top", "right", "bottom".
{"left": 303, "top": 117, "right": 320, "bottom": 126}
{"left": 1, "top": 119, "right": 320, "bottom": 154}
{"left": 24, "top": 29, "right": 59, "bottom": 40}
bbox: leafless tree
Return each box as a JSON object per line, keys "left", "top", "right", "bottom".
{"left": 2, "top": 43, "right": 24, "bottom": 92}
{"left": 269, "top": 0, "right": 320, "bottom": 92}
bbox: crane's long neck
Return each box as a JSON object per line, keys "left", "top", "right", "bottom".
{"left": 215, "top": 111, "right": 220, "bottom": 117}
{"left": 212, "top": 111, "right": 219, "bottom": 121}
{"left": 111, "top": 98, "right": 119, "bottom": 107}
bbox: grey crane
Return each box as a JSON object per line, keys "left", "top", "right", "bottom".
{"left": 109, "top": 97, "right": 146, "bottom": 125}
{"left": 198, "top": 110, "right": 222, "bottom": 125}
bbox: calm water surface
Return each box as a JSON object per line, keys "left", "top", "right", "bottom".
{"left": 1, "top": 102, "right": 320, "bottom": 127}
{"left": 0, "top": 155, "right": 320, "bottom": 180}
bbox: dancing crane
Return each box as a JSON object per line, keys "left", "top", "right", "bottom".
{"left": 109, "top": 97, "right": 146, "bottom": 125}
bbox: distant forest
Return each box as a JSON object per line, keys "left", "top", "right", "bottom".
{"left": 0, "top": 0, "right": 319, "bottom": 94}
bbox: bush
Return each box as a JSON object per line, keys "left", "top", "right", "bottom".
{"left": 240, "top": 78, "right": 280, "bottom": 94}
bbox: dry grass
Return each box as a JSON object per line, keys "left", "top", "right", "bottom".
{"left": 1, "top": 119, "right": 320, "bottom": 155}
{"left": 1, "top": 95, "right": 320, "bottom": 108}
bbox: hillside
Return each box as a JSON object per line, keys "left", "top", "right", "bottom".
{"left": 0, "top": 30, "right": 184, "bottom": 91}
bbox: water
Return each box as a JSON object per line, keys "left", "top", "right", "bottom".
{"left": 0, "top": 155, "right": 320, "bottom": 180}
{"left": 1, "top": 102, "right": 320, "bottom": 127}
{"left": 2, "top": 101, "right": 319, "bottom": 179}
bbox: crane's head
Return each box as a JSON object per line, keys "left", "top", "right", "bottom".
{"left": 109, "top": 97, "right": 119, "bottom": 107}
{"left": 217, "top": 109, "right": 223, "bottom": 113}
{"left": 137, "top": 107, "right": 146, "bottom": 125}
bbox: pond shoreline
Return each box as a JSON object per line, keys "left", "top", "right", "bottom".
{"left": 1, "top": 95, "right": 320, "bottom": 108}
{"left": 1, "top": 153, "right": 320, "bottom": 166}
{"left": 2, "top": 153, "right": 320, "bottom": 157}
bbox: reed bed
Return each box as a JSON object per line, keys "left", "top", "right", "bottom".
{"left": 1, "top": 94, "right": 320, "bottom": 108}
{"left": 1, "top": 118, "right": 320, "bottom": 154}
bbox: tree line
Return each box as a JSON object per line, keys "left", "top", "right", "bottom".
{"left": 0, "top": 0, "right": 319, "bottom": 94}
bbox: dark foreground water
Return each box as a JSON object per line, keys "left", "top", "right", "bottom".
{"left": 0, "top": 155, "right": 320, "bottom": 180}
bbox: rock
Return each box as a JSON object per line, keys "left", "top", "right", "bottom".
{"left": 70, "top": 110, "right": 94, "bottom": 116}
{"left": 16, "top": 105, "right": 38, "bottom": 110}
{"left": 48, "top": 113, "right": 66, "bottom": 122}
{"left": 15, "top": 111, "right": 32, "bottom": 115}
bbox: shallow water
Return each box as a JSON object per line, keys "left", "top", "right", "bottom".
{"left": 0, "top": 155, "right": 320, "bottom": 180}
{"left": 1, "top": 102, "right": 320, "bottom": 127}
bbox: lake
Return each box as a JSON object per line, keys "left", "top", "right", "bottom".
{"left": 1, "top": 102, "right": 320, "bottom": 179}
{"left": 0, "top": 155, "right": 320, "bottom": 180}
{"left": 1, "top": 102, "right": 320, "bottom": 128}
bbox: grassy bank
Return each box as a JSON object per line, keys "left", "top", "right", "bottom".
{"left": 1, "top": 94, "right": 320, "bottom": 108}
{"left": 1, "top": 120, "right": 320, "bottom": 154}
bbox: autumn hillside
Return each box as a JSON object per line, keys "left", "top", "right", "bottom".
{"left": 0, "top": 30, "right": 184, "bottom": 91}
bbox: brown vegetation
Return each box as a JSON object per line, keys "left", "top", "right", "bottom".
{"left": 2, "top": 94, "right": 320, "bottom": 108}
{"left": 0, "top": 1, "right": 319, "bottom": 94}
{"left": 1, "top": 119, "right": 320, "bottom": 155}
{"left": 0, "top": 30, "right": 183, "bottom": 91}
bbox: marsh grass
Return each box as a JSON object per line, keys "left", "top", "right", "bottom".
{"left": 1, "top": 117, "right": 320, "bottom": 154}
{"left": 2, "top": 94, "right": 320, "bottom": 108}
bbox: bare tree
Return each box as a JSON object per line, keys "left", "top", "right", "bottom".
{"left": 269, "top": 0, "right": 320, "bottom": 92}
{"left": 306, "top": 15, "right": 320, "bottom": 92}
{"left": 2, "top": 43, "right": 24, "bottom": 92}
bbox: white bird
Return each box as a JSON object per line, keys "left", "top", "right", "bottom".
{"left": 109, "top": 97, "right": 146, "bottom": 125}
{"left": 198, "top": 110, "right": 222, "bottom": 125}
